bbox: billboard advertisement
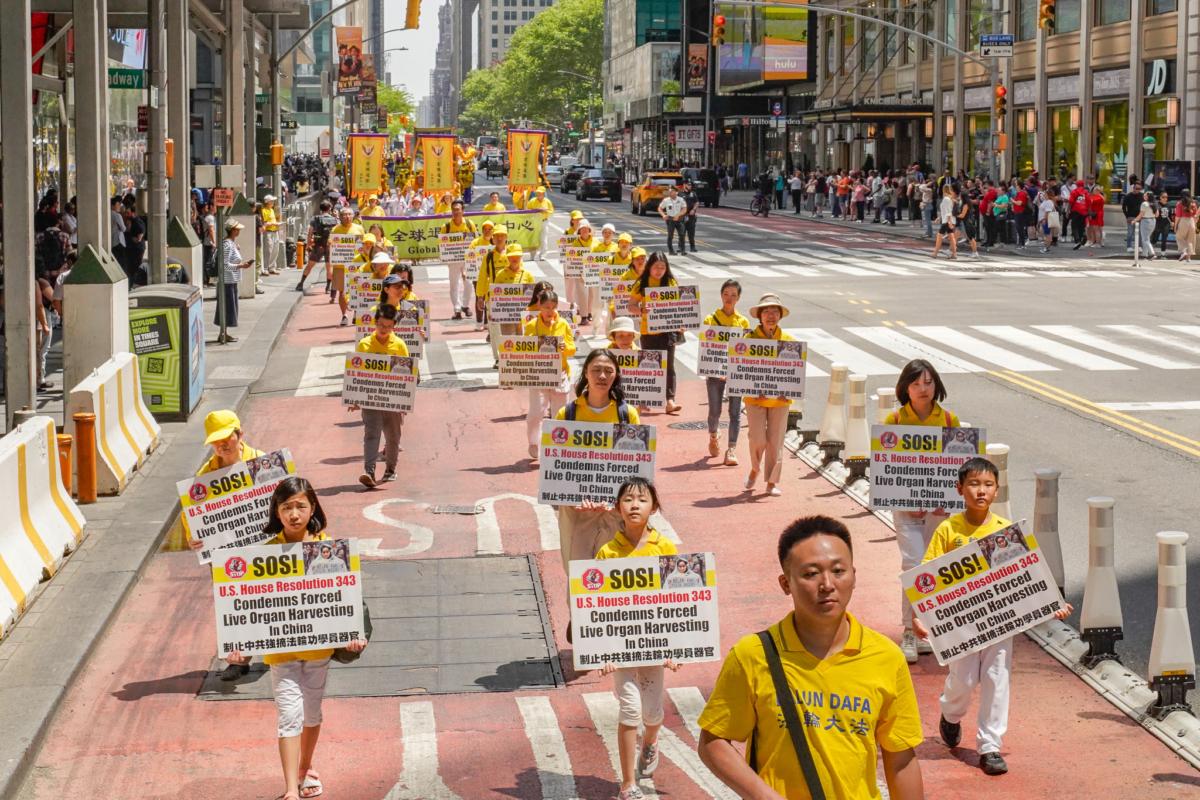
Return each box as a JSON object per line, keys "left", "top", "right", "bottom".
{"left": 763, "top": 0, "right": 810, "bottom": 82}
{"left": 716, "top": 0, "right": 814, "bottom": 91}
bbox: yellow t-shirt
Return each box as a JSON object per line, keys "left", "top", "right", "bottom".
{"left": 261, "top": 207, "right": 279, "bottom": 231}
{"left": 331, "top": 222, "right": 364, "bottom": 236}
{"left": 631, "top": 276, "right": 678, "bottom": 335}
{"left": 592, "top": 240, "right": 619, "bottom": 255}
{"left": 360, "top": 203, "right": 384, "bottom": 217}
{"left": 262, "top": 530, "right": 337, "bottom": 665}
{"left": 527, "top": 196, "right": 555, "bottom": 218}
{"left": 924, "top": 512, "right": 1012, "bottom": 562}
{"left": 703, "top": 308, "right": 752, "bottom": 328}
{"left": 884, "top": 402, "right": 959, "bottom": 428}
{"left": 474, "top": 245, "right": 508, "bottom": 298}
{"left": 595, "top": 527, "right": 677, "bottom": 559}
{"left": 356, "top": 333, "right": 410, "bottom": 357}
{"left": 494, "top": 265, "right": 535, "bottom": 285}
{"left": 523, "top": 313, "right": 577, "bottom": 374}
{"left": 575, "top": 235, "right": 596, "bottom": 251}
{"left": 434, "top": 200, "right": 453, "bottom": 215}
{"left": 443, "top": 219, "right": 476, "bottom": 235}
{"left": 743, "top": 325, "right": 796, "bottom": 409}
{"left": 483, "top": 201, "right": 506, "bottom": 212}
{"left": 555, "top": 398, "right": 641, "bottom": 425}
{"left": 195, "top": 441, "right": 264, "bottom": 476}
{"left": 698, "top": 612, "right": 924, "bottom": 800}
{"left": 611, "top": 251, "right": 633, "bottom": 268}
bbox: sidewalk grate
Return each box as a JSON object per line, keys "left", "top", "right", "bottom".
{"left": 419, "top": 377, "right": 485, "bottom": 390}
{"left": 430, "top": 504, "right": 484, "bottom": 515}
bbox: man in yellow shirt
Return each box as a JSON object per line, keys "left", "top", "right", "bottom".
{"left": 526, "top": 186, "right": 555, "bottom": 255}
{"left": 351, "top": 304, "right": 410, "bottom": 488}
{"left": 699, "top": 515, "right": 925, "bottom": 800}
{"left": 360, "top": 193, "right": 384, "bottom": 217}
{"left": 261, "top": 194, "right": 282, "bottom": 274}
{"left": 482, "top": 191, "right": 506, "bottom": 212}
{"left": 488, "top": 242, "right": 535, "bottom": 366}
{"left": 441, "top": 200, "right": 477, "bottom": 320}
{"left": 474, "top": 224, "right": 509, "bottom": 307}
{"left": 330, "top": 208, "right": 365, "bottom": 325}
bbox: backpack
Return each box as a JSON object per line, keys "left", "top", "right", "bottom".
{"left": 310, "top": 213, "right": 336, "bottom": 247}
{"left": 35, "top": 229, "right": 65, "bottom": 275}
{"left": 564, "top": 399, "right": 630, "bottom": 424}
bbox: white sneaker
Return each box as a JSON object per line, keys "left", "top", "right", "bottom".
{"left": 917, "top": 636, "right": 934, "bottom": 655}
{"left": 900, "top": 629, "right": 919, "bottom": 663}
{"left": 1126, "top": 247, "right": 1134, "bottom": 253}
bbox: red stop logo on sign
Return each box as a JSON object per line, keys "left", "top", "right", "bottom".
{"left": 914, "top": 572, "right": 936, "bottom": 594}
{"left": 880, "top": 431, "right": 899, "bottom": 449}
{"left": 581, "top": 568, "right": 605, "bottom": 590}
{"left": 224, "top": 557, "right": 248, "bottom": 579}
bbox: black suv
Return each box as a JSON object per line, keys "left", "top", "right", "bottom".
{"left": 561, "top": 166, "right": 585, "bottom": 193}
{"left": 576, "top": 169, "right": 623, "bottom": 202}
{"left": 681, "top": 167, "right": 721, "bottom": 207}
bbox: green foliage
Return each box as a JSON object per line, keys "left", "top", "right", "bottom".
{"left": 376, "top": 84, "right": 416, "bottom": 136}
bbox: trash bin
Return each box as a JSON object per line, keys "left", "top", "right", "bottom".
{"left": 128, "top": 284, "right": 206, "bottom": 421}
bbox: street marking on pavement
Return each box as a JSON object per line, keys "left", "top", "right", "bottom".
{"left": 972, "top": 326, "right": 1135, "bottom": 371}
{"left": 821, "top": 264, "right": 884, "bottom": 277}
{"left": 787, "top": 328, "right": 898, "bottom": 376}
{"left": 583, "top": 692, "right": 661, "bottom": 799}
{"left": 666, "top": 686, "right": 708, "bottom": 740}
{"left": 295, "top": 344, "right": 347, "bottom": 396}
{"left": 1032, "top": 325, "right": 1199, "bottom": 369}
{"left": 906, "top": 326, "right": 1060, "bottom": 372}
{"left": 385, "top": 702, "right": 464, "bottom": 800}
{"left": 735, "top": 265, "right": 787, "bottom": 278}
{"left": 1099, "top": 401, "right": 1200, "bottom": 411}
{"left": 846, "top": 326, "right": 982, "bottom": 373}
{"left": 1101, "top": 325, "right": 1200, "bottom": 357}
{"left": 1164, "top": 325, "right": 1200, "bottom": 340}
{"left": 361, "top": 498, "right": 435, "bottom": 557}
{"left": 477, "top": 493, "right": 560, "bottom": 555}
{"left": 774, "top": 264, "right": 822, "bottom": 277}
{"left": 516, "top": 696, "right": 582, "bottom": 800}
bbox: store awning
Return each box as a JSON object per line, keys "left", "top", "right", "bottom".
{"left": 800, "top": 102, "right": 933, "bottom": 124}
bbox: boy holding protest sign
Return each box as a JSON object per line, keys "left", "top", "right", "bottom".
{"left": 913, "top": 457, "right": 1072, "bottom": 776}
{"left": 350, "top": 304, "right": 410, "bottom": 489}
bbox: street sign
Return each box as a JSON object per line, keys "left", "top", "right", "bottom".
{"left": 770, "top": 100, "right": 783, "bottom": 117}
{"left": 320, "top": 147, "right": 331, "bottom": 158}
{"left": 674, "top": 125, "right": 704, "bottom": 150}
{"left": 108, "top": 68, "right": 144, "bottom": 89}
{"left": 137, "top": 105, "right": 149, "bottom": 133}
{"left": 281, "top": 119, "right": 299, "bottom": 131}
{"left": 708, "top": 130, "right": 717, "bottom": 144}
{"left": 255, "top": 92, "right": 270, "bottom": 104}
{"left": 980, "top": 34, "right": 1014, "bottom": 57}
{"left": 212, "top": 188, "right": 234, "bottom": 208}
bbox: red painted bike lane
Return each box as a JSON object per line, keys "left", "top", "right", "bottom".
{"left": 22, "top": 286, "right": 1195, "bottom": 799}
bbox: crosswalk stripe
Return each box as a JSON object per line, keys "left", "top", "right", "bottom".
{"left": 846, "top": 327, "right": 983, "bottom": 373}
{"left": 685, "top": 252, "right": 728, "bottom": 265}
{"left": 295, "top": 344, "right": 347, "bottom": 397}
{"left": 1040, "top": 270, "right": 1087, "bottom": 278}
{"left": 1101, "top": 325, "right": 1200, "bottom": 357}
{"left": 1033, "top": 325, "right": 1199, "bottom": 369}
{"left": 582, "top": 693, "right": 661, "bottom": 799}
{"left": 735, "top": 265, "right": 787, "bottom": 278}
{"left": 1163, "top": 325, "right": 1200, "bottom": 340}
{"left": 385, "top": 703, "right": 464, "bottom": 800}
{"left": 972, "top": 326, "right": 1135, "bottom": 370}
{"left": 436, "top": 338, "right": 500, "bottom": 386}
{"left": 864, "top": 264, "right": 916, "bottom": 276}
{"left": 787, "top": 327, "right": 898, "bottom": 376}
{"left": 666, "top": 686, "right": 708, "bottom": 740}
{"left": 906, "top": 326, "right": 1059, "bottom": 372}
{"left": 774, "top": 264, "right": 822, "bottom": 278}
{"left": 1082, "top": 270, "right": 1133, "bottom": 278}
{"left": 688, "top": 263, "right": 732, "bottom": 279}
{"left": 671, "top": 267, "right": 695, "bottom": 279}
{"left": 516, "top": 696, "right": 582, "bottom": 800}
{"left": 722, "top": 250, "right": 772, "bottom": 262}
{"left": 820, "top": 264, "right": 884, "bottom": 277}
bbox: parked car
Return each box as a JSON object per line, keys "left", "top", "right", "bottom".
{"left": 545, "top": 164, "right": 564, "bottom": 189}
{"left": 681, "top": 167, "right": 720, "bottom": 207}
{"left": 630, "top": 172, "right": 684, "bottom": 215}
{"left": 561, "top": 166, "right": 585, "bottom": 193}
{"left": 485, "top": 156, "right": 503, "bottom": 178}
{"left": 576, "top": 169, "right": 623, "bottom": 202}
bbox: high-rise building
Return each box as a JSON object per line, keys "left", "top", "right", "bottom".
{"left": 477, "top": 0, "right": 558, "bottom": 67}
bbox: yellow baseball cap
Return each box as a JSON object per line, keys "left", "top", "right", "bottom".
{"left": 362, "top": 233, "right": 376, "bottom": 245}
{"left": 204, "top": 409, "right": 242, "bottom": 444}
{"left": 570, "top": 210, "right": 584, "bottom": 219}
{"left": 618, "top": 232, "right": 633, "bottom": 243}
{"left": 630, "top": 246, "right": 647, "bottom": 259}
{"left": 493, "top": 224, "right": 509, "bottom": 235}
{"left": 481, "top": 219, "right": 495, "bottom": 229}
{"left": 505, "top": 243, "right": 524, "bottom": 257}
{"left": 536, "top": 185, "right": 547, "bottom": 193}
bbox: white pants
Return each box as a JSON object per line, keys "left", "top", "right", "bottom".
{"left": 489, "top": 321, "right": 520, "bottom": 361}
{"left": 271, "top": 657, "right": 331, "bottom": 738}
{"left": 614, "top": 665, "right": 665, "bottom": 727}
{"left": 448, "top": 261, "right": 468, "bottom": 310}
{"left": 264, "top": 231, "right": 280, "bottom": 271}
{"left": 580, "top": 285, "right": 599, "bottom": 319}
{"left": 565, "top": 276, "right": 585, "bottom": 313}
{"left": 746, "top": 404, "right": 789, "bottom": 484}
{"left": 895, "top": 511, "right": 942, "bottom": 628}
{"left": 940, "top": 638, "right": 1012, "bottom": 754}
{"left": 527, "top": 381, "right": 570, "bottom": 447}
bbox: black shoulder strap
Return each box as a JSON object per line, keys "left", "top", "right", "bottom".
{"left": 618, "top": 402, "right": 629, "bottom": 424}
{"left": 565, "top": 400, "right": 577, "bottom": 421}
{"left": 756, "top": 629, "right": 827, "bottom": 800}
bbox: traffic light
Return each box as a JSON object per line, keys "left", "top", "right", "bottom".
{"left": 1038, "top": 0, "right": 1055, "bottom": 32}
{"left": 994, "top": 85, "right": 1007, "bottom": 117}
{"left": 712, "top": 14, "right": 726, "bottom": 47}
{"left": 405, "top": 0, "right": 421, "bottom": 29}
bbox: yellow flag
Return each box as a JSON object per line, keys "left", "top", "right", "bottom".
{"left": 348, "top": 133, "right": 386, "bottom": 198}
{"left": 507, "top": 129, "right": 547, "bottom": 193}
{"left": 420, "top": 134, "right": 456, "bottom": 192}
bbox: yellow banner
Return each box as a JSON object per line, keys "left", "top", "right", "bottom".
{"left": 507, "top": 129, "right": 547, "bottom": 193}
{"left": 420, "top": 134, "right": 456, "bottom": 192}
{"left": 348, "top": 134, "right": 386, "bottom": 198}
{"left": 372, "top": 210, "right": 545, "bottom": 260}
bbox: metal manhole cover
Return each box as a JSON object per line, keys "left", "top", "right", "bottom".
{"left": 431, "top": 504, "right": 484, "bottom": 515}
{"left": 419, "top": 378, "right": 485, "bottom": 389}
{"left": 668, "top": 420, "right": 727, "bottom": 430}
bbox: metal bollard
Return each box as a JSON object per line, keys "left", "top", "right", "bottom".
{"left": 1147, "top": 531, "right": 1195, "bottom": 720}
{"left": 56, "top": 434, "right": 74, "bottom": 497}
{"left": 72, "top": 412, "right": 98, "bottom": 504}
{"left": 985, "top": 443, "right": 1011, "bottom": 521}
{"left": 1080, "top": 496, "right": 1122, "bottom": 667}
{"left": 875, "top": 386, "right": 896, "bottom": 424}
{"left": 296, "top": 240, "right": 306, "bottom": 270}
{"left": 12, "top": 408, "right": 37, "bottom": 427}
{"left": 817, "top": 363, "right": 849, "bottom": 463}
{"left": 844, "top": 374, "right": 870, "bottom": 480}
{"left": 1033, "top": 468, "right": 1067, "bottom": 596}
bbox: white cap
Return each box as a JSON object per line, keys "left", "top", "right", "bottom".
{"left": 263, "top": 194, "right": 277, "bottom": 202}
{"left": 371, "top": 251, "right": 396, "bottom": 265}
{"left": 601, "top": 223, "right": 616, "bottom": 233}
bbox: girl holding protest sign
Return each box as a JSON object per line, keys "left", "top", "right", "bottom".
{"left": 702, "top": 279, "right": 751, "bottom": 465}
{"left": 524, "top": 289, "right": 576, "bottom": 461}
{"left": 741, "top": 294, "right": 796, "bottom": 497}
{"left": 595, "top": 478, "right": 680, "bottom": 799}
{"left": 885, "top": 358, "right": 959, "bottom": 663}
{"left": 225, "top": 477, "right": 367, "bottom": 800}
{"left": 610, "top": 246, "right": 647, "bottom": 320}
{"left": 632, "top": 252, "right": 683, "bottom": 415}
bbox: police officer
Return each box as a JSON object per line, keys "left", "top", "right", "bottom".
{"left": 680, "top": 181, "right": 700, "bottom": 254}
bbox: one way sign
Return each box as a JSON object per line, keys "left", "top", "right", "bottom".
{"left": 980, "top": 33, "right": 1014, "bottom": 57}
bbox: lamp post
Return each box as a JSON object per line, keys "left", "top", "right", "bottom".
{"left": 557, "top": 69, "right": 600, "bottom": 166}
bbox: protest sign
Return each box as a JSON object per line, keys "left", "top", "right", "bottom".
{"left": 438, "top": 231, "right": 471, "bottom": 263}
{"left": 599, "top": 262, "right": 626, "bottom": 303}
{"left": 348, "top": 274, "right": 382, "bottom": 314}
{"left": 870, "top": 425, "right": 987, "bottom": 513}
{"left": 499, "top": 335, "right": 563, "bottom": 388}
{"left": 726, "top": 338, "right": 807, "bottom": 401}
{"left": 645, "top": 285, "right": 701, "bottom": 333}
{"left": 569, "top": 552, "right": 720, "bottom": 670}
{"left": 212, "top": 539, "right": 365, "bottom": 658}
{"left": 904, "top": 522, "right": 1064, "bottom": 665}
{"left": 562, "top": 245, "right": 589, "bottom": 280}
{"left": 582, "top": 251, "right": 610, "bottom": 288}
{"left": 391, "top": 304, "right": 424, "bottom": 358}
{"left": 328, "top": 233, "right": 360, "bottom": 269}
{"left": 538, "top": 420, "right": 656, "bottom": 506}
{"left": 489, "top": 283, "right": 534, "bottom": 324}
{"left": 177, "top": 448, "right": 297, "bottom": 564}
{"left": 465, "top": 244, "right": 489, "bottom": 281}
{"left": 406, "top": 298, "right": 432, "bottom": 339}
{"left": 610, "top": 349, "right": 666, "bottom": 411}
{"left": 697, "top": 325, "right": 745, "bottom": 379}
{"left": 611, "top": 280, "right": 639, "bottom": 318}
{"left": 343, "top": 352, "right": 417, "bottom": 412}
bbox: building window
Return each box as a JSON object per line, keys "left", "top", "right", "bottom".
{"left": 491, "top": 10, "right": 497, "bottom": 19}
{"left": 1015, "top": 110, "right": 1036, "bottom": 178}
{"left": 884, "top": 0, "right": 899, "bottom": 63}
{"left": 492, "top": 23, "right": 498, "bottom": 32}
{"left": 1097, "top": 0, "right": 1130, "bottom": 23}
{"left": 968, "top": 113, "right": 992, "bottom": 177}
{"left": 967, "top": 0, "right": 991, "bottom": 50}
{"left": 920, "top": 0, "right": 934, "bottom": 59}
{"left": 861, "top": 19, "right": 877, "bottom": 68}
{"left": 842, "top": 17, "right": 854, "bottom": 75}
{"left": 1056, "top": 0, "right": 1082, "bottom": 32}
{"left": 824, "top": 25, "right": 835, "bottom": 78}
{"left": 1017, "top": 0, "right": 1037, "bottom": 40}
{"left": 1049, "top": 106, "right": 1079, "bottom": 180}
{"left": 945, "top": 0, "right": 958, "bottom": 50}
{"left": 1148, "top": 0, "right": 1176, "bottom": 12}
{"left": 1093, "top": 100, "right": 1129, "bottom": 196}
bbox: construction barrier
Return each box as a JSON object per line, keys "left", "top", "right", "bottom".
{"left": 67, "top": 352, "right": 161, "bottom": 496}
{"left": 0, "top": 416, "right": 86, "bottom": 637}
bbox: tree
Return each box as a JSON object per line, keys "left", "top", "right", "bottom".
{"left": 376, "top": 83, "right": 415, "bottom": 135}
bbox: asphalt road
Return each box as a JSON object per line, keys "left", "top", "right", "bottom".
{"left": 474, "top": 174, "right": 1200, "bottom": 697}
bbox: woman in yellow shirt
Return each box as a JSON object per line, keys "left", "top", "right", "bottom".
{"left": 523, "top": 288, "right": 576, "bottom": 461}
{"left": 366, "top": 223, "right": 394, "bottom": 254}
{"left": 631, "top": 252, "right": 683, "bottom": 414}
{"left": 595, "top": 478, "right": 680, "bottom": 800}
{"left": 610, "top": 244, "right": 645, "bottom": 319}
{"left": 703, "top": 279, "right": 752, "bottom": 466}
{"left": 225, "top": 477, "right": 367, "bottom": 800}
{"left": 741, "top": 293, "right": 796, "bottom": 497}
{"left": 886, "top": 358, "right": 959, "bottom": 663}
{"left": 571, "top": 220, "right": 598, "bottom": 324}
{"left": 606, "top": 315, "right": 639, "bottom": 350}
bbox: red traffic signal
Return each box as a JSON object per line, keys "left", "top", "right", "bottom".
{"left": 712, "top": 14, "right": 726, "bottom": 47}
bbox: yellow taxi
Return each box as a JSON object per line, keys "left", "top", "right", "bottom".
{"left": 630, "top": 172, "right": 684, "bottom": 216}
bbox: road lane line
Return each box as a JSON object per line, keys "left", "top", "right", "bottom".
{"left": 384, "top": 702, "right": 464, "bottom": 800}
{"left": 787, "top": 327, "right": 898, "bottom": 375}
{"left": 821, "top": 264, "right": 884, "bottom": 277}
{"left": 516, "top": 696, "right": 582, "bottom": 800}
{"left": 845, "top": 327, "right": 983, "bottom": 373}
{"left": 1101, "top": 325, "right": 1200, "bottom": 357}
{"left": 1100, "top": 401, "right": 1200, "bottom": 411}
{"left": 1032, "top": 324, "right": 1199, "bottom": 369}
{"left": 294, "top": 344, "right": 347, "bottom": 397}
{"left": 906, "top": 326, "right": 1059, "bottom": 372}
{"left": 667, "top": 686, "right": 708, "bottom": 740}
{"left": 972, "top": 325, "right": 1135, "bottom": 370}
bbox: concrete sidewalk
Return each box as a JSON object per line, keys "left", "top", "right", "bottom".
{"left": 0, "top": 270, "right": 304, "bottom": 798}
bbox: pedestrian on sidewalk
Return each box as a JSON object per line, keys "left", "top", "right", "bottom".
{"left": 1151, "top": 191, "right": 1172, "bottom": 254}
{"left": 297, "top": 200, "right": 336, "bottom": 293}
{"left": 774, "top": 170, "right": 786, "bottom": 210}
{"left": 524, "top": 287, "right": 575, "bottom": 462}
{"left": 814, "top": 171, "right": 829, "bottom": 218}
{"left": 740, "top": 293, "right": 794, "bottom": 497}
{"left": 1121, "top": 179, "right": 1143, "bottom": 253}
{"left": 853, "top": 179, "right": 868, "bottom": 222}
{"left": 1173, "top": 192, "right": 1196, "bottom": 262}
{"left": 594, "top": 478, "right": 681, "bottom": 800}
{"left": 632, "top": 252, "right": 683, "bottom": 415}
{"left": 658, "top": 186, "right": 688, "bottom": 256}
{"left": 261, "top": 195, "right": 282, "bottom": 274}
{"left": 680, "top": 183, "right": 700, "bottom": 253}
{"left": 351, "top": 304, "right": 410, "bottom": 488}
{"left": 1037, "top": 190, "right": 1061, "bottom": 253}
{"left": 698, "top": 515, "right": 926, "bottom": 800}
{"left": 1086, "top": 186, "right": 1107, "bottom": 248}
{"left": 702, "top": 279, "right": 749, "bottom": 466}
{"left": 225, "top": 476, "right": 368, "bottom": 800}
{"left": 1133, "top": 190, "right": 1157, "bottom": 260}
{"left": 790, "top": 170, "right": 805, "bottom": 213}
{"left": 932, "top": 185, "right": 959, "bottom": 260}
{"left": 913, "top": 458, "right": 1072, "bottom": 776}
{"left": 216, "top": 219, "right": 255, "bottom": 338}
{"left": 919, "top": 177, "right": 935, "bottom": 238}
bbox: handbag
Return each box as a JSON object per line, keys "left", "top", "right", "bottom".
{"left": 751, "top": 629, "right": 827, "bottom": 800}
{"left": 331, "top": 602, "right": 373, "bottom": 664}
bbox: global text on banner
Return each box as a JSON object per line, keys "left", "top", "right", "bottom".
{"left": 697, "top": 325, "right": 746, "bottom": 379}
{"left": 349, "top": 134, "right": 387, "bottom": 198}
{"left": 334, "top": 26, "right": 363, "bottom": 96}
{"left": 420, "top": 133, "right": 457, "bottom": 192}
{"left": 726, "top": 338, "right": 808, "bottom": 400}
{"left": 610, "top": 349, "right": 667, "bottom": 411}
{"left": 499, "top": 335, "right": 563, "bottom": 388}
{"left": 212, "top": 539, "right": 365, "bottom": 658}
{"left": 343, "top": 353, "right": 417, "bottom": 413}
{"left": 870, "top": 425, "right": 987, "bottom": 513}
{"left": 373, "top": 211, "right": 544, "bottom": 260}
{"left": 438, "top": 232, "right": 471, "bottom": 263}
{"left": 904, "top": 523, "right": 1064, "bottom": 665}
{"left": 177, "top": 448, "right": 297, "bottom": 564}
{"left": 569, "top": 552, "right": 721, "bottom": 670}
{"left": 538, "top": 420, "right": 656, "bottom": 506}
{"left": 489, "top": 283, "right": 536, "bottom": 324}
{"left": 646, "top": 284, "right": 702, "bottom": 333}
{"left": 507, "top": 129, "right": 547, "bottom": 193}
